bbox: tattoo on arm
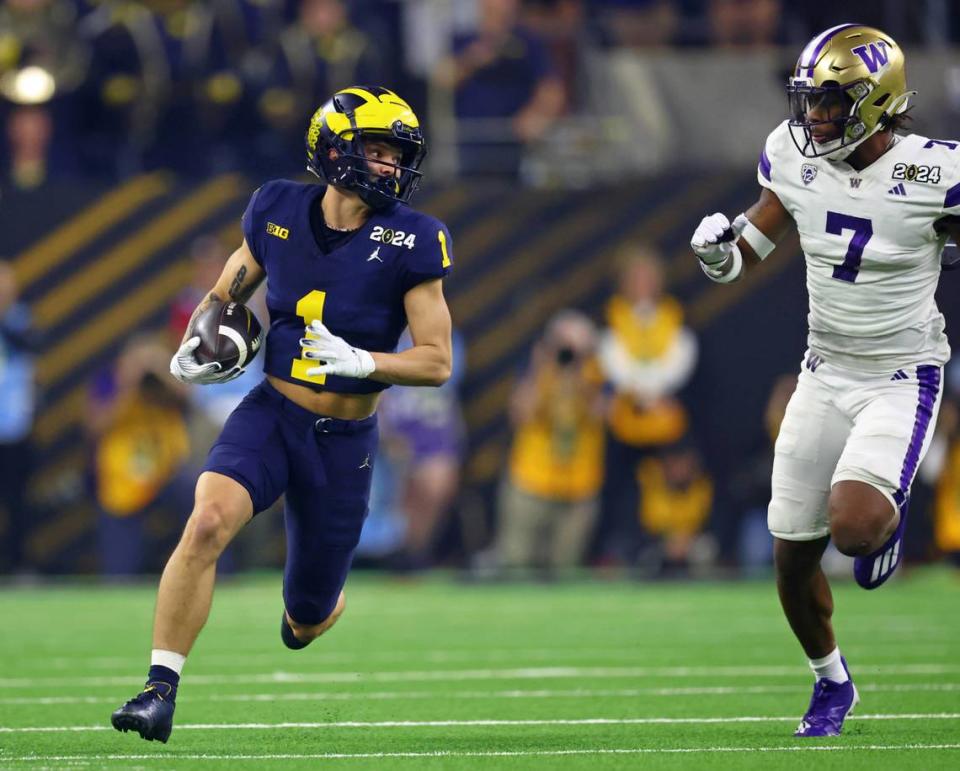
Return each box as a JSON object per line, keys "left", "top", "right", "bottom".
{"left": 184, "top": 292, "right": 221, "bottom": 338}
{"left": 228, "top": 265, "right": 250, "bottom": 301}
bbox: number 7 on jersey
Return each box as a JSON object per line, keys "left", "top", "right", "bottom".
{"left": 827, "top": 211, "right": 873, "bottom": 283}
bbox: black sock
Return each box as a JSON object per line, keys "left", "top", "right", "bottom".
{"left": 280, "top": 612, "right": 310, "bottom": 650}
{"left": 146, "top": 665, "right": 180, "bottom": 700}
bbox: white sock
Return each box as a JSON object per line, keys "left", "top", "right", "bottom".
{"left": 151, "top": 649, "right": 187, "bottom": 676}
{"left": 808, "top": 647, "right": 848, "bottom": 683}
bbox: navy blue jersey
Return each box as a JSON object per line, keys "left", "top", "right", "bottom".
{"left": 242, "top": 180, "right": 453, "bottom": 394}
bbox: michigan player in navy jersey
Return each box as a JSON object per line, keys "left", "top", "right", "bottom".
{"left": 691, "top": 27, "right": 960, "bottom": 737}
{"left": 111, "top": 86, "right": 453, "bottom": 743}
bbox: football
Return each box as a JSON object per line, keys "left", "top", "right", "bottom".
{"left": 193, "top": 300, "right": 263, "bottom": 370}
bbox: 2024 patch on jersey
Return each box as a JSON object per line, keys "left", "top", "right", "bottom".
{"left": 758, "top": 121, "right": 958, "bottom": 371}
{"left": 242, "top": 180, "right": 453, "bottom": 395}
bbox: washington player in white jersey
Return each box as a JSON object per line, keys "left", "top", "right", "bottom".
{"left": 691, "top": 25, "right": 959, "bottom": 738}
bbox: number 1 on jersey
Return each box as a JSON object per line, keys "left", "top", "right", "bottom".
{"left": 291, "top": 289, "right": 327, "bottom": 385}
{"left": 827, "top": 211, "right": 873, "bottom": 283}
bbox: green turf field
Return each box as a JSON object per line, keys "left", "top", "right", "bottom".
{"left": 1, "top": 568, "right": 958, "bottom": 769}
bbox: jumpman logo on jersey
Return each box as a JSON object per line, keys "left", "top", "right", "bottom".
{"left": 358, "top": 453, "right": 372, "bottom": 469}
{"left": 367, "top": 247, "right": 383, "bottom": 262}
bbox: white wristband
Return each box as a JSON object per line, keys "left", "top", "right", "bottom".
{"left": 739, "top": 217, "right": 776, "bottom": 260}
{"left": 700, "top": 244, "right": 743, "bottom": 284}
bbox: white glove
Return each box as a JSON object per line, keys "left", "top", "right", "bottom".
{"left": 691, "top": 213, "right": 748, "bottom": 266}
{"left": 169, "top": 337, "right": 245, "bottom": 385}
{"left": 301, "top": 320, "right": 375, "bottom": 379}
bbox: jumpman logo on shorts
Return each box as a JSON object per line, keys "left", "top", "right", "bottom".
{"left": 358, "top": 453, "right": 372, "bottom": 469}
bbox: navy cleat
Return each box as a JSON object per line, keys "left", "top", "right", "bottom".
{"left": 111, "top": 682, "right": 176, "bottom": 743}
{"left": 854, "top": 500, "right": 908, "bottom": 590}
{"left": 794, "top": 657, "right": 859, "bottom": 737}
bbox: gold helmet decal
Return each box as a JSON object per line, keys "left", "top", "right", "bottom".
{"left": 305, "top": 86, "right": 426, "bottom": 209}
{"left": 787, "top": 25, "right": 914, "bottom": 160}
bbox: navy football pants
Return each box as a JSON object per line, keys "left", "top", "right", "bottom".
{"left": 203, "top": 379, "right": 377, "bottom": 624}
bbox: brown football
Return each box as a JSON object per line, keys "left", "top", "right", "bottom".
{"left": 193, "top": 301, "right": 263, "bottom": 370}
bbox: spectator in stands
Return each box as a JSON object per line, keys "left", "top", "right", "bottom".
{"left": 588, "top": 0, "right": 679, "bottom": 48}
{"left": 86, "top": 332, "right": 193, "bottom": 575}
{"left": 0, "top": 260, "right": 39, "bottom": 573}
{"left": 635, "top": 440, "right": 714, "bottom": 576}
{"left": 596, "top": 246, "right": 697, "bottom": 565}
{"left": 494, "top": 310, "right": 605, "bottom": 575}
{"left": 0, "top": 0, "right": 87, "bottom": 187}
{"left": 254, "top": 0, "right": 389, "bottom": 170}
{"left": 168, "top": 234, "right": 266, "bottom": 440}
{"left": 75, "top": 1, "right": 173, "bottom": 178}
{"left": 933, "top": 398, "right": 960, "bottom": 565}
{"left": 166, "top": 0, "right": 287, "bottom": 174}
{"left": 376, "top": 329, "right": 467, "bottom": 571}
{"left": 728, "top": 373, "right": 796, "bottom": 573}
{"left": 929, "top": 360, "right": 960, "bottom": 566}
{"left": 707, "top": 0, "right": 781, "bottom": 48}
{"left": 434, "top": 0, "right": 565, "bottom": 178}
{"left": 3, "top": 105, "right": 53, "bottom": 190}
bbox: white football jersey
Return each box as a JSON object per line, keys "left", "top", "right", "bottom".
{"left": 758, "top": 120, "right": 958, "bottom": 371}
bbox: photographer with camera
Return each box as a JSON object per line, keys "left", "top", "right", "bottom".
{"left": 86, "top": 333, "right": 193, "bottom": 576}
{"left": 493, "top": 310, "right": 605, "bottom": 575}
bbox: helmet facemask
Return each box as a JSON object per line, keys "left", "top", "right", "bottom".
{"left": 787, "top": 78, "right": 875, "bottom": 160}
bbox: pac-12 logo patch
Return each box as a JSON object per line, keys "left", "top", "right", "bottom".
{"left": 801, "top": 164, "right": 817, "bottom": 186}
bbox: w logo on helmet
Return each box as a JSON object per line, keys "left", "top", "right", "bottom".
{"left": 851, "top": 41, "right": 889, "bottom": 73}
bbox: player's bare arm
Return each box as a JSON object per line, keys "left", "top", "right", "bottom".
{"left": 691, "top": 187, "right": 794, "bottom": 282}
{"left": 740, "top": 188, "right": 795, "bottom": 265}
{"left": 181, "top": 239, "right": 265, "bottom": 343}
{"left": 299, "top": 280, "right": 452, "bottom": 387}
{"left": 170, "top": 239, "right": 266, "bottom": 385}
{"left": 370, "top": 278, "right": 453, "bottom": 387}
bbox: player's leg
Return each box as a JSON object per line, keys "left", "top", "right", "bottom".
{"left": 281, "top": 415, "right": 378, "bottom": 647}
{"left": 832, "top": 365, "right": 943, "bottom": 589}
{"left": 774, "top": 536, "right": 835, "bottom": 657}
{"left": 549, "top": 497, "right": 599, "bottom": 571}
{"left": 111, "top": 381, "right": 288, "bottom": 742}
{"left": 111, "top": 472, "right": 253, "bottom": 742}
{"left": 495, "top": 480, "right": 550, "bottom": 574}
{"left": 152, "top": 472, "right": 254, "bottom": 654}
{"left": 829, "top": 480, "right": 898, "bottom": 556}
{"left": 768, "top": 361, "right": 858, "bottom": 736}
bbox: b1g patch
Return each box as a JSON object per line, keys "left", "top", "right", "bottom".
{"left": 266, "top": 222, "right": 290, "bottom": 239}
{"left": 370, "top": 225, "right": 416, "bottom": 249}
{"left": 892, "top": 163, "right": 942, "bottom": 184}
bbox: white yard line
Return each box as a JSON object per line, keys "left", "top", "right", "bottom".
{"left": 26, "top": 642, "right": 958, "bottom": 670}
{"left": 2, "top": 713, "right": 959, "bottom": 733}
{"left": 6, "top": 744, "right": 960, "bottom": 762}
{"left": 3, "top": 682, "right": 959, "bottom": 706}
{"left": 3, "top": 664, "right": 960, "bottom": 689}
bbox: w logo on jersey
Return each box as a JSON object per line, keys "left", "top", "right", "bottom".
{"left": 851, "top": 42, "right": 889, "bottom": 73}
{"left": 801, "top": 164, "right": 817, "bottom": 185}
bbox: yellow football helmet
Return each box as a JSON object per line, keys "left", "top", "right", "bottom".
{"left": 306, "top": 86, "right": 426, "bottom": 209}
{"left": 787, "top": 24, "right": 914, "bottom": 160}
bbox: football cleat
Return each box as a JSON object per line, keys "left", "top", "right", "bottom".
{"left": 794, "top": 657, "right": 859, "bottom": 737}
{"left": 111, "top": 682, "right": 176, "bottom": 743}
{"left": 853, "top": 501, "right": 907, "bottom": 589}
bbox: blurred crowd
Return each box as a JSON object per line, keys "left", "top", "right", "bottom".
{"left": 3, "top": 0, "right": 958, "bottom": 188}
{"left": 5, "top": 231, "right": 960, "bottom": 579}
{"left": 4, "top": 1, "right": 960, "bottom": 578}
